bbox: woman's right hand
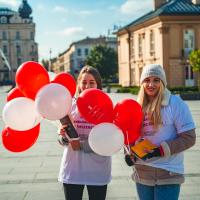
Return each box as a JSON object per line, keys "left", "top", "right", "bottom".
{"left": 58, "top": 125, "right": 81, "bottom": 150}
{"left": 124, "top": 154, "right": 136, "bottom": 166}
{"left": 57, "top": 127, "right": 69, "bottom": 146}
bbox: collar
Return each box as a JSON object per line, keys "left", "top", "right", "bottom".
{"left": 161, "top": 88, "right": 171, "bottom": 106}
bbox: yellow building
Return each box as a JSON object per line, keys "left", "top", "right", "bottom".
{"left": 0, "top": 0, "right": 38, "bottom": 84}
{"left": 117, "top": 0, "right": 200, "bottom": 87}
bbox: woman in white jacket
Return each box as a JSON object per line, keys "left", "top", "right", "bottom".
{"left": 58, "top": 66, "right": 111, "bottom": 200}
{"left": 125, "top": 64, "right": 196, "bottom": 200}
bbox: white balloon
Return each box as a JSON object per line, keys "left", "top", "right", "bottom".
{"left": 35, "top": 83, "right": 72, "bottom": 120}
{"left": 88, "top": 123, "right": 124, "bottom": 156}
{"left": 2, "top": 97, "right": 42, "bottom": 131}
{"left": 48, "top": 71, "right": 56, "bottom": 81}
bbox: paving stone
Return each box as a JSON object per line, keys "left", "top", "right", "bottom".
{"left": 0, "top": 89, "right": 200, "bottom": 200}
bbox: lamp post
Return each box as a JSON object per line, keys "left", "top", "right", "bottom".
{"left": 0, "top": 47, "right": 14, "bottom": 86}
{"left": 49, "top": 48, "right": 52, "bottom": 72}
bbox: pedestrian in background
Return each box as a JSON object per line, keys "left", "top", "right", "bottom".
{"left": 125, "top": 64, "right": 196, "bottom": 200}
{"left": 58, "top": 66, "right": 111, "bottom": 200}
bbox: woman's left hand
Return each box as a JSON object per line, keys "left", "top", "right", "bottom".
{"left": 143, "top": 146, "right": 164, "bottom": 160}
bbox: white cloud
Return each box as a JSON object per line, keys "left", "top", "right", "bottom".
{"left": 53, "top": 6, "right": 68, "bottom": 13}
{"left": 0, "top": 0, "right": 19, "bottom": 8}
{"left": 57, "top": 27, "right": 85, "bottom": 36}
{"left": 36, "top": 4, "right": 45, "bottom": 11}
{"left": 120, "top": 0, "right": 152, "bottom": 16}
{"left": 52, "top": 5, "right": 97, "bottom": 16}
{"left": 77, "top": 10, "right": 96, "bottom": 16}
{"left": 44, "top": 27, "right": 85, "bottom": 37}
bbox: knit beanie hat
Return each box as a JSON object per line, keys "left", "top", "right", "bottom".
{"left": 140, "top": 64, "right": 167, "bottom": 86}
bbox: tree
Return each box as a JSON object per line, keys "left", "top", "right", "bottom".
{"left": 41, "top": 59, "right": 49, "bottom": 71}
{"left": 189, "top": 49, "right": 200, "bottom": 91}
{"left": 85, "top": 45, "right": 118, "bottom": 82}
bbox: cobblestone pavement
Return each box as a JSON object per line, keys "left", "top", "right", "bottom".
{"left": 0, "top": 88, "right": 200, "bottom": 200}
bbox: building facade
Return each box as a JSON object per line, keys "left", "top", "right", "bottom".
{"left": 0, "top": 0, "right": 38, "bottom": 84}
{"left": 50, "top": 36, "right": 117, "bottom": 75}
{"left": 117, "top": 0, "right": 200, "bottom": 87}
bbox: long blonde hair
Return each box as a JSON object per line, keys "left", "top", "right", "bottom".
{"left": 137, "top": 82, "right": 165, "bottom": 129}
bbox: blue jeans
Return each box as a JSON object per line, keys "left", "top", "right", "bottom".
{"left": 136, "top": 183, "right": 180, "bottom": 200}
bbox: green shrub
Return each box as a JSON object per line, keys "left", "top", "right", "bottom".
{"left": 169, "top": 86, "right": 198, "bottom": 94}
{"left": 116, "top": 86, "right": 140, "bottom": 94}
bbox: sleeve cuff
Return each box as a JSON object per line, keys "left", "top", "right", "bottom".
{"left": 160, "top": 141, "right": 171, "bottom": 157}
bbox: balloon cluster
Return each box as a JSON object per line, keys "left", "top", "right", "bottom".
{"left": 1, "top": 62, "right": 143, "bottom": 156}
{"left": 76, "top": 88, "right": 143, "bottom": 156}
{"left": 2, "top": 61, "right": 76, "bottom": 152}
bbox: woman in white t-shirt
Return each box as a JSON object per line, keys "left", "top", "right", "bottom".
{"left": 125, "top": 64, "right": 196, "bottom": 200}
{"left": 58, "top": 66, "right": 111, "bottom": 200}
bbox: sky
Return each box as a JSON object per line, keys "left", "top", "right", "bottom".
{"left": 0, "top": 0, "right": 153, "bottom": 61}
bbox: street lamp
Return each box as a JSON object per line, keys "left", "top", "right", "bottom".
{"left": 0, "top": 47, "right": 14, "bottom": 85}
{"left": 49, "top": 48, "right": 52, "bottom": 72}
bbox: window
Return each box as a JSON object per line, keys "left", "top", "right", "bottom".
{"left": 77, "top": 48, "right": 81, "bottom": 56}
{"left": 31, "top": 45, "right": 34, "bottom": 53}
{"left": 17, "top": 58, "right": 22, "bottom": 66}
{"left": 1, "top": 16, "right": 7, "bottom": 23}
{"left": 16, "top": 31, "right": 20, "bottom": 40}
{"left": 2, "top": 31, "right": 7, "bottom": 40}
{"left": 85, "top": 48, "right": 89, "bottom": 56}
{"left": 30, "top": 32, "right": 34, "bottom": 40}
{"left": 138, "top": 34, "right": 142, "bottom": 57}
{"left": 150, "top": 30, "right": 155, "bottom": 53}
{"left": 183, "top": 29, "right": 195, "bottom": 58}
{"left": 130, "top": 34, "right": 135, "bottom": 58}
{"left": 16, "top": 44, "right": 21, "bottom": 55}
{"left": 3, "top": 45, "right": 7, "bottom": 54}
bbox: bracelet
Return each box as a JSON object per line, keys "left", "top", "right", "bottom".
{"left": 69, "top": 137, "right": 80, "bottom": 141}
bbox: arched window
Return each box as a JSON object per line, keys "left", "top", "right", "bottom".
{"left": 1, "top": 16, "right": 7, "bottom": 23}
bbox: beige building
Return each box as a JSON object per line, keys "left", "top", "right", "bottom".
{"left": 51, "top": 36, "right": 117, "bottom": 76}
{"left": 0, "top": 0, "right": 38, "bottom": 84}
{"left": 117, "top": 0, "right": 200, "bottom": 87}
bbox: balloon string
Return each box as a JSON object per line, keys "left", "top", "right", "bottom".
{"left": 124, "top": 130, "right": 131, "bottom": 155}
{"left": 123, "top": 145, "right": 130, "bottom": 155}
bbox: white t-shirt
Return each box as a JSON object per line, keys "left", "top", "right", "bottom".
{"left": 137, "top": 95, "right": 195, "bottom": 174}
{"left": 58, "top": 99, "right": 112, "bottom": 185}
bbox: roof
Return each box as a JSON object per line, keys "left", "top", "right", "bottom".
{"left": 59, "top": 36, "right": 117, "bottom": 56}
{"left": 0, "top": 8, "right": 16, "bottom": 16}
{"left": 73, "top": 37, "right": 107, "bottom": 45}
{"left": 119, "top": 0, "right": 200, "bottom": 31}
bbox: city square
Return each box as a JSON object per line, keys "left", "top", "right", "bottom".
{"left": 1, "top": 0, "right": 200, "bottom": 199}
{"left": 0, "top": 87, "right": 200, "bottom": 200}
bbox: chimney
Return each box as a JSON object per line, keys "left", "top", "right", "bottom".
{"left": 192, "top": 0, "right": 200, "bottom": 5}
{"left": 153, "top": 0, "right": 167, "bottom": 10}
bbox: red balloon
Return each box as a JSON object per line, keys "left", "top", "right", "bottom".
{"left": 113, "top": 99, "right": 143, "bottom": 144}
{"left": 122, "top": 124, "right": 142, "bottom": 145}
{"left": 1, "top": 124, "right": 40, "bottom": 153}
{"left": 16, "top": 61, "right": 50, "bottom": 99}
{"left": 7, "top": 87, "right": 24, "bottom": 102}
{"left": 51, "top": 72, "right": 76, "bottom": 97}
{"left": 77, "top": 88, "right": 113, "bottom": 124}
